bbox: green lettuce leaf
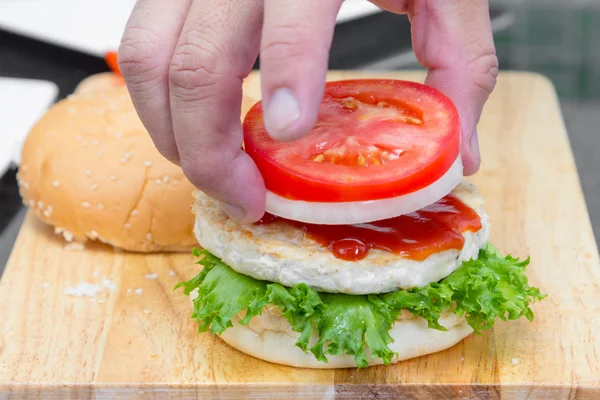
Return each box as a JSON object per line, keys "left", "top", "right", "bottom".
{"left": 176, "top": 245, "right": 545, "bottom": 368}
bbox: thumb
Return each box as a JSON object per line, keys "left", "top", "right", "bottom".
{"left": 410, "top": 0, "right": 498, "bottom": 175}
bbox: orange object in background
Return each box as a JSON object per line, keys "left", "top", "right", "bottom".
{"left": 104, "top": 51, "right": 121, "bottom": 76}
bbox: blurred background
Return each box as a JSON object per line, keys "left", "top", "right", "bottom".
{"left": 0, "top": 0, "right": 599, "bottom": 271}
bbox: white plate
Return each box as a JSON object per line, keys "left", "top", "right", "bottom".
{"left": 0, "top": 78, "right": 58, "bottom": 175}
{"left": 0, "top": 0, "right": 382, "bottom": 57}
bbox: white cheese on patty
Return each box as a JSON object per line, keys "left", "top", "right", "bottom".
{"left": 193, "top": 181, "right": 489, "bottom": 294}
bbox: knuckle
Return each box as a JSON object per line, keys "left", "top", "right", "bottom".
{"left": 169, "top": 28, "right": 230, "bottom": 95}
{"left": 467, "top": 52, "right": 499, "bottom": 95}
{"left": 118, "top": 27, "right": 166, "bottom": 80}
{"left": 261, "top": 24, "right": 321, "bottom": 63}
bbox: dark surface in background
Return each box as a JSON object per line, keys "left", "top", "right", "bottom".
{"left": 0, "top": 12, "right": 411, "bottom": 99}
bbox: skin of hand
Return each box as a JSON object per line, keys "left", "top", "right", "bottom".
{"left": 118, "top": 0, "right": 498, "bottom": 224}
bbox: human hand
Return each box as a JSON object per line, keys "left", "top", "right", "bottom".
{"left": 118, "top": 0, "right": 498, "bottom": 223}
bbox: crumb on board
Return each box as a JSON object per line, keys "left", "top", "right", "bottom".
{"left": 65, "top": 282, "right": 102, "bottom": 298}
{"left": 512, "top": 358, "right": 519, "bottom": 365}
{"left": 102, "top": 278, "right": 116, "bottom": 291}
{"left": 135, "top": 288, "right": 143, "bottom": 295}
{"left": 65, "top": 242, "right": 85, "bottom": 252}
{"left": 40, "top": 282, "right": 50, "bottom": 289}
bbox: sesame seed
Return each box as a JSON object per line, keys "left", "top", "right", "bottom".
{"left": 43, "top": 206, "right": 53, "bottom": 217}
{"left": 53, "top": 180, "right": 60, "bottom": 188}
{"left": 92, "top": 140, "right": 99, "bottom": 146}
{"left": 135, "top": 288, "right": 143, "bottom": 295}
{"left": 144, "top": 161, "right": 152, "bottom": 167}
{"left": 85, "top": 169, "right": 92, "bottom": 176}
{"left": 168, "top": 270, "right": 176, "bottom": 277}
{"left": 155, "top": 179, "right": 162, "bottom": 184}
{"left": 67, "top": 107, "right": 75, "bottom": 114}
{"left": 145, "top": 273, "right": 158, "bottom": 280}
{"left": 162, "top": 175, "right": 169, "bottom": 183}
{"left": 97, "top": 203, "right": 105, "bottom": 210}
{"left": 62, "top": 231, "right": 74, "bottom": 242}
{"left": 130, "top": 209, "right": 138, "bottom": 216}
{"left": 127, "top": 288, "right": 132, "bottom": 293}
{"left": 76, "top": 134, "right": 83, "bottom": 140}
{"left": 19, "top": 180, "right": 30, "bottom": 190}
{"left": 37, "top": 201, "right": 43, "bottom": 209}
{"left": 90, "top": 184, "right": 98, "bottom": 191}
{"left": 121, "top": 150, "right": 135, "bottom": 164}
{"left": 82, "top": 201, "right": 91, "bottom": 208}
{"left": 143, "top": 309, "right": 150, "bottom": 314}
{"left": 145, "top": 233, "right": 152, "bottom": 241}
{"left": 115, "top": 132, "right": 122, "bottom": 138}
{"left": 28, "top": 199, "right": 35, "bottom": 207}
{"left": 512, "top": 358, "right": 519, "bottom": 365}
{"left": 124, "top": 223, "right": 132, "bottom": 229}
{"left": 109, "top": 175, "right": 117, "bottom": 181}
{"left": 40, "top": 282, "right": 50, "bottom": 289}
{"left": 93, "top": 271, "right": 99, "bottom": 277}
{"left": 96, "top": 152, "right": 102, "bottom": 158}
{"left": 90, "top": 230, "right": 98, "bottom": 239}
{"left": 21, "top": 165, "right": 28, "bottom": 172}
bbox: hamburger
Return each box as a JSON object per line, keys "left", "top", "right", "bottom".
{"left": 176, "top": 79, "right": 545, "bottom": 368}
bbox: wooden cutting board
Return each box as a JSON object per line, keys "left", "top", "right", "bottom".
{"left": 1, "top": 71, "right": 599, "bottom": 399}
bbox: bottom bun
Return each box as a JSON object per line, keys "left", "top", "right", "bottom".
{"left": 218, "top": 308, "right": 474, "bottom": 369}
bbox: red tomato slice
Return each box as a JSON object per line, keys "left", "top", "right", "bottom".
{"left": 243, "top": 79, "right": 460, "bottom": 202}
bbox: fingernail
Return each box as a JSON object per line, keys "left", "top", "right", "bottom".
{"left": 264, "top": 88, "right": 300, "bottom": 140}
{"left": 218, "top": 201, "right": 246, "bottom": 222}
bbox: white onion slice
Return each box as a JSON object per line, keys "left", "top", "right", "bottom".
{"left": 265, "top": 156, "right": 463, "bottom": 225}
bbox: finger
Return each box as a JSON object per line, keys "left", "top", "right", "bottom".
{"left": 118, "top": 0, "right": 192, "bottom": 164}
{"left": 169, "top": 0, "right": 265, "bottom": 223}
{"left": 260, "top": 0, "right": 344, "bottom": 141}
{"left": 409, "top": 0, "right": 498, "bottom": 175}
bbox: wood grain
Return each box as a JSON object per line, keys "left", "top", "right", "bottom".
{"left": 1, "top": 71, "right": 599, "bottom": 399}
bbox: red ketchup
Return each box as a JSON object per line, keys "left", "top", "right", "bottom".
{"left": 257, "top": 194, "right": 481, "bottom": 261}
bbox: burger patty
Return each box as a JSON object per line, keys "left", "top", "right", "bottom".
{"left": 193, "top": 181, "right": 490, "bottom": 294}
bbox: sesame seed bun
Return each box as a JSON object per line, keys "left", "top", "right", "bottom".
{"left": 17, "top": 85, "right": 196, "bottom": 252}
